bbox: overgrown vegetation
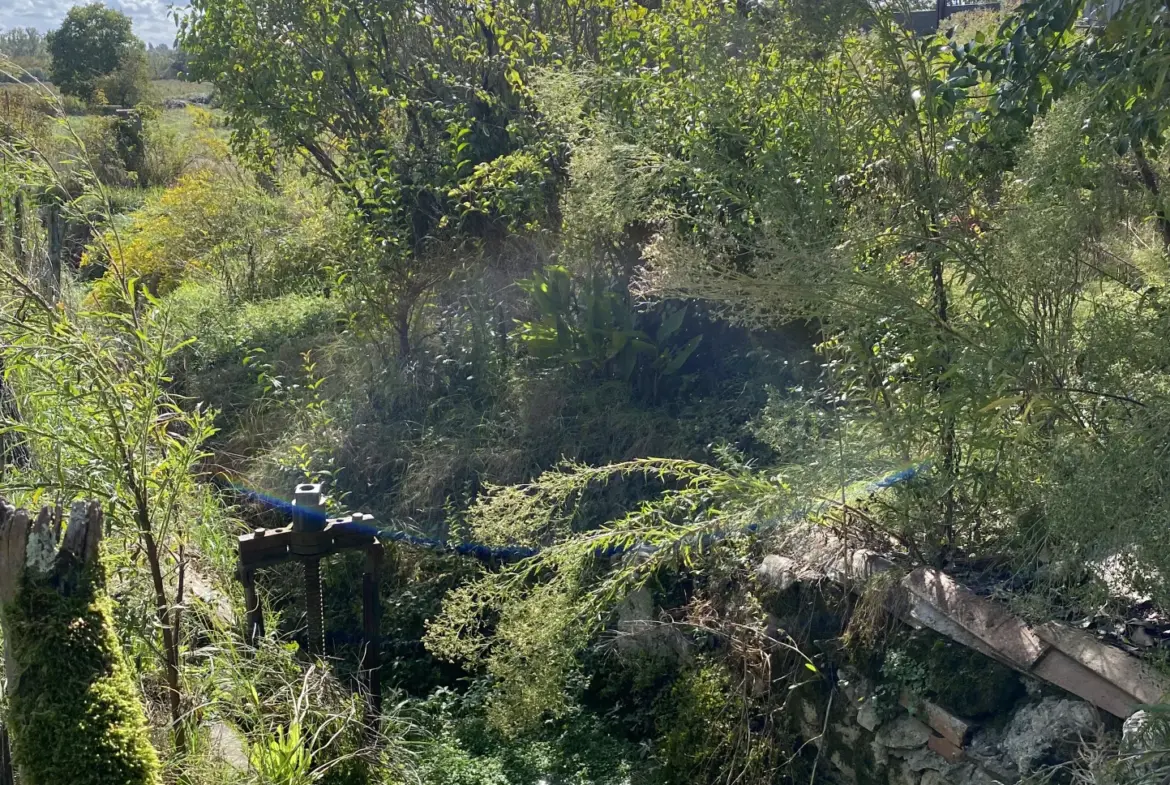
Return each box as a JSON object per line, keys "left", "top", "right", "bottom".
{"left": 2, "top": 0, "right": 1170, "bottom": 782}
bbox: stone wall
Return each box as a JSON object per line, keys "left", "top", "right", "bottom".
{"left": 613, "top": 526, "right": 1170, "bottom": 783}
{"left": 798, "top": 667, "right": 1107, "bottom": 785}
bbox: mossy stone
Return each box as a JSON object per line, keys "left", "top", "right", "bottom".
{"left": 3, "top": 563, "right": 160, "bottom": 785}
{"left": 901, "top": 633, "right": 1024, "bottom": 718}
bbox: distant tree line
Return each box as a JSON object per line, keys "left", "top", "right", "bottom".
{"left": 0, "top": 5, "right": 192, "bottom": 87}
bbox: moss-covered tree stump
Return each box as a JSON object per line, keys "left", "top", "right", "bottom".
{"left": 0, "top": 500, "right": 160, "bottom": 785}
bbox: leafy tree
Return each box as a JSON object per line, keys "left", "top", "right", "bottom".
{"left": 179, "top": 0, "right": 568, "bottom": 356}
{"left": 96, "top": 48, "right": 154, "bottom": 107}
{"left": 0, "top": 27, "right": 50, "bottom": 82}
{"left": 946, "top": 0, "right": 1170, "bottom": 246}
{"left": 145, "top": 43, "right": 190, "bottom": 80}
{"left": 47, "top": 4, "right": 146, "bottom": 102}
{"left": 0, "top": 28, "right": 47, "bottom": 60}
{"left": 425, "top": 0, "right": 1170, "bottom": 744}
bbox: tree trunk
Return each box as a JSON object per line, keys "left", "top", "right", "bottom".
{"left": 395, "top": 298, "right": 412, "bottom": 359}
{"left": 131, "top": 491, "right": 186, "bottom": 755}
{"left": 0, "top": 723, "right": 12, "bottom": 785}
{"left": 12, "top": 191, "right": 25, "bottom": 272}
{"left": 931, "top": 254, "right": 958, "bottom": 560}
{"left": 0, "top": 501, "right": 161, "bottom": 785}
{"left": 1133, "top": 140, "right": 1170, "bottom": 252}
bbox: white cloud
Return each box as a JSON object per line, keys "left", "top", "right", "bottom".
{"left": 0, "top": 0, "right": 187, "bottom": 46}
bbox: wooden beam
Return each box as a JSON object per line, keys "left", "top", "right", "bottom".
{"left": 238, "top": 516, "right": 378, "bottom": 568}
{"left": 1031, "top": 650, "right": 1137, "bottom": 718}
{"left": 899, "top": 693, "right": 972, "bottom": 747}
{"left": 238, "top": 527, "right": 292, "bottom": 566}
{"left": 902, "top": 568, "right": 1048, "bottom": 670}
{"left": 362, "top": 543, "right": 384, "bottom": 721}
{"left": 1034, "top": 622, "right": 1170, "bottom": 707}
{"left": 927, "top": 732, "right": 964, "bottom": 763}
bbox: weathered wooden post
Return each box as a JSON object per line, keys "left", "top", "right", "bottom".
{"left": 11, "top": 190, "right": 24, "bottom": 270}
{"left": 361, "top": 542, "right": 384, "bottom": 717}
{"left": 0, "top": 501, "right": 161, "bottom": 785}
{"left": 44, "top": 202, "right": 62, "bottom": 298}
{"left": 0, "top": 194, "right": 8, "bottom": 257}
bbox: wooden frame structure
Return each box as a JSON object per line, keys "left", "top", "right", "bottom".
{"left": 236, "top": 484, "right": 385, "bottom": 715}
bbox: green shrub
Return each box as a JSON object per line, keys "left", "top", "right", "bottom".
{"left": 415, "top": 683, "right": 638, "bottom": 785}
{"left": 166, "top": 282, "right": 345, "bottom": 426}
{"left": 880, "top": 632, "right": 1024, "bottom": 719}
{"left": 85, "top": 167, "right": 360, "bottom": 305}
{"left": 419, "top": 737, "right": 512, "bottom": 785}
{"left": 517, "top": 266, "right": 702, "bottom": 403}
{"left": 95, "top": 50, "right": 154, "bottom": 108}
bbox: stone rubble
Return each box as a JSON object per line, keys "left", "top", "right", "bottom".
{"left": 804, "top": 669, "right": 1114, "bottom": 785}
{"left": 999, "top": 697, "right": 1098, "bottom": 775}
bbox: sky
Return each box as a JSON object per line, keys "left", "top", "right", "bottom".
{"left": 1, "top": 0, "right": 187, "bottom": 46}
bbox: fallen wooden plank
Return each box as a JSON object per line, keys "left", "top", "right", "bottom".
{"left": 903, "top": 568, "right": 1048, "bottom": 671}
{"left": 1034, "top": 622, "right": 1170, "bottom": 707}
{"left": 771, "top": 531, "right": 1168, "bottom": 721}
{"left": 927, "top": 732, "right": 965, "bottom": 763}
{"left": 1031, "top": 649, "right": 1137, "bottom": 718}
{"left": 903, "top": 590, "right": 1030, "bottom": 672}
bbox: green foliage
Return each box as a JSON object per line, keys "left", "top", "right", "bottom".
{"left": 167, "top": 283, "right": 345, "bottom": 429}
{"left": 4, "top": 564, "right": 160, "bottom": 785}
{"left": 87, "top": 167, "right": 355, "bottom": 303}
{"left": 424, "top": 454, "right": 891, "bottom": 731}
{"left": 187, "top": 629, "right": 411, "bottom": 783}
{"left": 13, "top": 0, "right": 1170, "bottom": 781}
{"left": 518, "top": 266, "right": 701, "bottom": 392}
{"left": 0, "top": 28, "right": 50, "bottom": 82}
{"left": 48, "top": 4, "right": 145, "bottom": 103}
{"left": 415, "top": 682, "right": 639, "bottom": 785}
{"left": 0, "top": 123, "right": 219, "bottom": 748}
{"left": 146, "top": 45, "right": 191, "bottom": 82}
{"left": 0, "top": 88, "right": 52, "bottom": 148}
{"left": 419, "top": 736, "right": 511, "bottom": 785}
{"left": 880, "top": 632, "right": 1024, "bottom": 718}
{"left": 95, "top": 49, "right": 155, "bottom": 108}
{"left": 652, "top": 663, "right": 742, "bottom": 783}
{"left": 179, "top": 0, "right": 569, "bottom": 353}
{"left": 250, "top": 723, "right": 313, "bottom": 785}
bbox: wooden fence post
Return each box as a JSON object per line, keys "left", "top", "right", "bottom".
{"left": 0, "top": 194, "right": 8, "bottom": 257}
{"left": 11, "top": 190, "right": 24, "bottom": 270}
{"left": 0, "top": 722, "right": 13, "bottom": 785}
{"left": 45, "top": 202, "right": 62, "bottom": 297}
{"left": 361, "top": 543, "right": 384, "bottom": 720}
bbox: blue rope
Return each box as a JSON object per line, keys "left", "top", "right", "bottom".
{"left": 236, "top": 464, "right": 926, "bottom": 565}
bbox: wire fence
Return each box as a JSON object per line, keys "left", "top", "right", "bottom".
{"left": 234, "top": 464, "right": 925, "bottom": 564}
